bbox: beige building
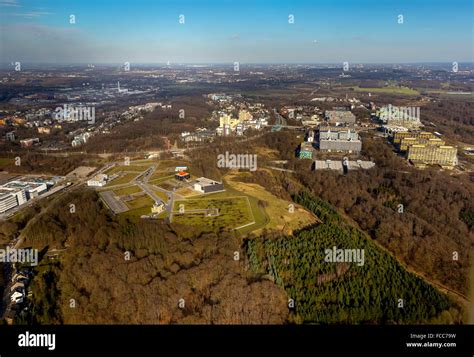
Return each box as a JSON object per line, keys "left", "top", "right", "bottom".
{"left": 399, "top": 137, "right": 445, "bottom": 152}
{"left": 393, "top": 131, "right": 436, "bottom": 144}
{"left": 407, "top": 145, "right": 457, "bottom": 169}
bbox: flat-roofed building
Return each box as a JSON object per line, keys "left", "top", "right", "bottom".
{"left": 314, "top": 159, "right": 375, "bottom": 172}
{"left": 319, "top": 139, "right": 361, "bottom": 153}
{"left": 314, "top": 160, "right": 344, "bottom": 172}
{"left": 193, "top": 177, "right": 224, "bottom": 193}
{"left": 318, "top": 126, "right": 361, "bottom": 153}
{"left": 407, "top": 145, "right": 457, "bottom": 169}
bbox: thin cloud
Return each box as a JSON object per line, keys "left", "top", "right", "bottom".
{"left": 12, "top": 11, "right": 53, "bottom": 18}
{"left": 0, "top": 0, "right": 21, "bottom": 7}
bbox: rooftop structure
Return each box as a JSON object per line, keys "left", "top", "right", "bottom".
{"left": 393, "top": 131, "right": 437, "bottom": 144}
{"left": 175, "top": 171, "right": 190, "bottom": 181}
{"left": 399, "top": 137, "right": 445, "bottom": 152}
{"left": 314, "top": 159, "right": 375, "bottom": 172}
{"left": 319, "top": 126, "right": 358, "bottom": 141}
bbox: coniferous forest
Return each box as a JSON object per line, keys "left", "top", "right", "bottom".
{"left": 246, "top": 191, "right": 459, "bottom": 324}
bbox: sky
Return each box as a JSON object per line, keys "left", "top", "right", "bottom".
{"left": 0, "top": 0, "right": 473, "bottom": 64}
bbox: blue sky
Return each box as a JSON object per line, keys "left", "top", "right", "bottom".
{"left": 1, "top": 0, "right": 473, "bottom": 63}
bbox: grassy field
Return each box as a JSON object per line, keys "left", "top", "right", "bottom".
{"left": 105, "top": 172, "right": 138, "bottom": 186}
{"left": 125, "top": 195, "right": 155, "bottom": 213}
{"left": 172, "top": 195, "right": 254, "bottom": 231}
{"left": 224, "top": 173, "right": 319, "bottom": 235}
{"left": 0, "top": 158, "right": 13, "bottom": 169}
{"left": 354, "top": 86, "right": 419, "bottom": 95}
{"left": 175, "top": 187, "right": 200, "bottom": 197}
{"left": 113, "top": 185, "right": 142, "bottom": 196}
{"left": 148, "top": 172, "right": 175, "bottom": 183}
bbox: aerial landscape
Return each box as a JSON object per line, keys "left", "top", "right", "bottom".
{"left": 0, "top": 0, "right": 472, "bottom": 354}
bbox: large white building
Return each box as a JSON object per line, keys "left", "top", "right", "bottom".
{"left": 87, "top": 174, "right": 108, "bottom": 187}
{"left": 0, "top": 187, "right": 28, "bottom": 214}
{"left": 3, "top": 181, "right": 46, "bottom": 200}
{"left": 0, "top": 190, "right": 20, "bottom": 214}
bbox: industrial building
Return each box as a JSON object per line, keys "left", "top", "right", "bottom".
{"left": 407, "top": 145, "right": 457, "bottom": 169}
{"left": 193, "top": 177, "right": 224, "bottom": 193}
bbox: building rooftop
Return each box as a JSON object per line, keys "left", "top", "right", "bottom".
{"left": 195, "top": 177, "right": 222, "bottom": 186}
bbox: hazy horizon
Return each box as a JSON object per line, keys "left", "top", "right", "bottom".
{"left": 1, "top": 0, "right": 473, "bottom": 64}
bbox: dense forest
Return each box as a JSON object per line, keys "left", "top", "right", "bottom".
{"left": 16, "top": 190, "right": 288, "bottom": 324}
{"left": 422, "top": 100, "right": 474, "bottom": 144}
{"left": 0, "top": 152, "right": 99, "bottom": 176}
{"left": 245, "top": 191, "right": 460, "bottom": 324}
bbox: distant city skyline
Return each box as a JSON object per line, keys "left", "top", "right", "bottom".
{"left": 1, "top": 0, "right": 473, "bottom": 64}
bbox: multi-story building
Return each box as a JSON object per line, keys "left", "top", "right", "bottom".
{"left": 3, "top": 181, "right": 46, "bottom": 200}
{"left": 407, "top": 145, "right": 457, "bottom": 169}
{"left": 399, "top": 137, "right": 445, "bottom": 152}
{"left": 318, "top": 126, "right": 361, "bottom": 153}
{"left": 0, "top": 190, "right": 19, "bottom": 213}
{"left": 324, "top": 110, "right": 356, "bottom": 125}
{"left": 0, "top": 187, "right": 27, "bottom": 213}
